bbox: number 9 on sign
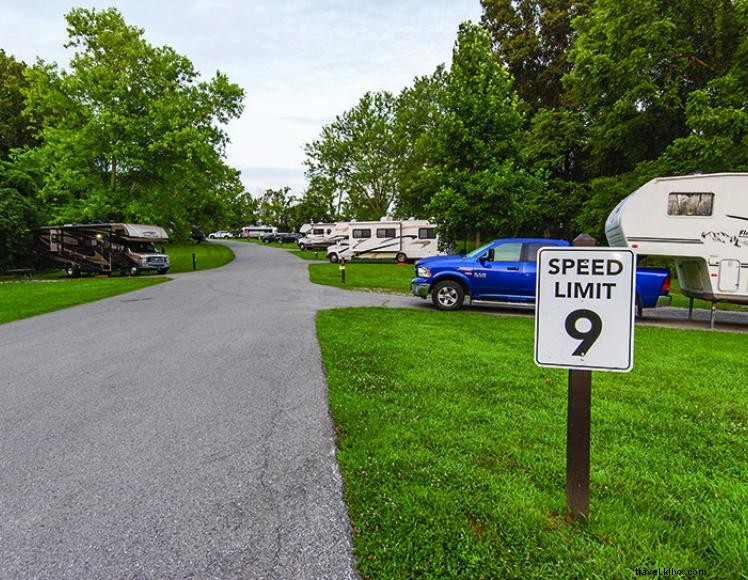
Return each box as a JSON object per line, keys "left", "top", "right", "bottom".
{"left": 565, "top": 309, "right": 602, "bottom": 357}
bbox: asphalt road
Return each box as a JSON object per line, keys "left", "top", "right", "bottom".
{"left": 0, "top": 241, "right": 415, "bottom": 579}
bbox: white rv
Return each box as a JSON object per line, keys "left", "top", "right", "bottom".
{"left": 326, "top": 218, "right": 439, "bottom": 263}
{"left": 605, "top": 173, "right": 748, "bottom": 310}
{"left": 296, "top": 222, "right": 338, "bottom": 251}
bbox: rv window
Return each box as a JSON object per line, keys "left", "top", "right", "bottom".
{"left": 418, "top": 228, "right": 436, "bottom": 239}
{"left": 313, "top": 228, "right": 324, "bottom": 235}
{"left": 377, "top": 228, "right": 396, "bottom": 238}
{"left": 667, "top": 192, "right": 713, "bottom": 217}
{"left": 352, "top": 229, "right": 371, "bottom": 239}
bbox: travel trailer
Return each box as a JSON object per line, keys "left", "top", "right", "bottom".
{"left": 240, "top": 225, "right": 277, "bottom": 238}
{"left": 326, "top": 218, "right": 440, "bottom": 263}
{"left": 34, "top": 223, "right": 170, "bottom": 277}
{"left": 605, "top": 173, "right": 748, "bottom": 321}
{"left": 296, "top": 222, "right": 339, "bottom": 251}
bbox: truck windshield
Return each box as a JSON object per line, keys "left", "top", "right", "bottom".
{"left": 465, "top": 242, "right": 494, "bottom": 259}
{"left": 126, "top": 242, "right": 158, "bottom": 253}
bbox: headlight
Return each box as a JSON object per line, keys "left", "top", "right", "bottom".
{"left": 416, "top": 266, "right": 431, "bottom": 278}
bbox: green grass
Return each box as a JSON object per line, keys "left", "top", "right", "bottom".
{"left": 166, "top": 242, "right": 234, "bottom": 273}
{"left": 0, "top": 277, "right": 167, "bottom": 325}
{"left": 318, "top": 308, "right": 747, "bottom": 578}
{"left": 309, "top": 262, "right": 413, "bottom": 293}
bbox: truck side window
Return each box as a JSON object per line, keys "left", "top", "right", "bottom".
{"left": 523, "top": 242, "right": 548, "bottom": 263}
{"left": 491, "top": 242, "right": 522, "bottom": 262}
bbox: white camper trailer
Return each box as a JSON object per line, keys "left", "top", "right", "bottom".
{"left": 326, "top": 218, "right": 439, "bottom": 263}
{"left": 296, "top": 222, "right": 338, "bottom": 251}
{"left": 605, "top": 173, "right": 748, "bottom": 313}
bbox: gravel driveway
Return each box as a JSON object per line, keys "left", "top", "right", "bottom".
{"left": 0, "top": 241, "right": 415, "bottom": 579}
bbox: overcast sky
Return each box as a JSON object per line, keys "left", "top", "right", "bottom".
{"left": 1, "top": 0, "right": 482, "bottom": 197}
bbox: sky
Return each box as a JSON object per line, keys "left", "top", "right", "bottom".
{"left": 0, "top": 0, "right": 482, "bottom": 197}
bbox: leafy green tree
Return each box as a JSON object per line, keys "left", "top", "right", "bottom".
{"left": 425, "top": 22, "right": 529, "bottom": 245}
{"left": 18, "top": 7, "right": 245, "bottom": 238}
{"left": 0, "top": 51, "right": 36, "bottom": 158}
{"left": 256, "top": 186, "right": 297, "bottom": 231}
{"left": 393, "top": 67, "right": 448, "bottom": 217}
{"left": 304, "top": 91, "right": 402, "bottom": 220}
{"left": 566, "top": 0, "right": 744, "bottom": 176}
{"left": 480, "top": 0, "right": 591, "bottom": 113}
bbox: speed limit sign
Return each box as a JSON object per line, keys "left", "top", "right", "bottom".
{"left": 534, "top": 247, "right": 636, "bottom": 372}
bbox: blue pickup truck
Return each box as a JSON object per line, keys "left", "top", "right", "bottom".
{"left": 412, "top": 238, "right": 671, "bottom": 314}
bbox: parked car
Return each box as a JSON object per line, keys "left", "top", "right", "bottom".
{"left": 208, "top": 231, "right": 232, "bottom": 239}
{"left": 412, "top": 238, "right": 671, "bottom": 314}
{"left": 262, "top": 232, "right": 302, "bottom": 244}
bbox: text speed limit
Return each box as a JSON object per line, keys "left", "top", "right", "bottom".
{"left": 534, "top": 248, "right": 636, "bottom": 372}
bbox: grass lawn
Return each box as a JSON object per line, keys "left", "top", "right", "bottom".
{"left": 0, "top": 277, "right": 167, "bottom": 325}
{"left": 309, "top": 262, "right": 413, "bottom": 293}
{"left": 166, "top": 242, "right": 234, "bottom": 273}
{"left": 318, "top": 308, "right": 747, "bottom": 578}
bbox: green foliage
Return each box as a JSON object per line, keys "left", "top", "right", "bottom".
{"left": 17, "top": 7, "right": 245, "bottom": 239}
{"left": 481, "top": 0, "right": 591, "bottom": 113}
{"left": 0, "top": 50, "right": 36, "bottom": 156}
{"left": 424, "top": 22, "right": 529, "bottom": 244}
{"left": 304, "top": 91, "right": 401, "bottom": 220}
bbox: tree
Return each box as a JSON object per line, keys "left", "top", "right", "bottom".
{"left": 393, "top": 67, "right": 448, "bottom": 217}
{"left": 481, "top": 0, "right": 591, "bottom": 113}
{"left": 18, "top": 7, "right": 245, "bottom": 238}
{"left": 565, "top": 0, "right": 744, "bottom": 176}
{"left": 0, "top": 51, "right": 36, "bottom": 158}
{"left": 304, "top": 91, "right": 402, "bottom": 220}
{"left": 256, "top": 187, "right": 297, "bottom": 231}
{"left": 425, "top": 22, "right": 529, "bottom": 245}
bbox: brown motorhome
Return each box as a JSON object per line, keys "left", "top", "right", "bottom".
{"left": 34, "top": 223, "right": 170, "bottom": 277}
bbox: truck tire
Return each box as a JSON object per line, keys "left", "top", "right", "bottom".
{"left": 157, "top": 268, "right": 168, "bottom": 275}
{"left": 298, "top": 243, "right": 306, "bottom": 251}
{"left": 636, "top": 294, "right": 643, "bottom": 318}
{"left": 328, "top": 253, "right": 339, "bottom": 263}
{"left": 66, "top": 266, "right": 80, "bottom": 278}
{"left": 130, "top": 266, "right": 138, "bottom": 276}
{"left": 431, "top": 280, "right": 464, "bottom": 311}
{"left": 396, "top": 252, "right": 407, "bottom": 264}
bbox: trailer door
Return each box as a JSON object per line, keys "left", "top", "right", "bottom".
{"left": 718, "top": 259, "right": 740, "bottom": 292}
{"left": 50, "top": 229, "right": 61, "bottom": 252}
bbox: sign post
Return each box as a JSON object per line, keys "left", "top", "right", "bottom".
{"left": 534, "top": 235, "right": 636, "bottom": 521}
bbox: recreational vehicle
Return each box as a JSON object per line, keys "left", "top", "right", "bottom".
{"left": 605, "top": 173, "right": 748, "bottom": 317}
{"left": 240, "top": 225, "right": 277, "bottom": 239}
{"left": 296, "top": 222, "right": 339, "bottom": 251}
{"left": 326, "top": 218, "right": 440, "bottom": 263}
{"left": 34, "top": 223, "right": 170, "bottom": 277}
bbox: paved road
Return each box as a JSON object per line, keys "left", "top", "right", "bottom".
{"left": 0, "top": 241, "right": 416, "bottom": 579}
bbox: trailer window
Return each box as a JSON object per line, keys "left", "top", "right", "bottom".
{"left": 377, "top": 228, "right": 396, "bottom": 238}
{"left": 667, "top": 192, "right": 713, "bottom": 216}
{"left": 418, "top": 228, "right": 436, "bottom": 239}
{"left": 352, "top": 229, "right": 371, "bottom": 239}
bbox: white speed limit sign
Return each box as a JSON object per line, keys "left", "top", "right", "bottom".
{"left": 534, "top": 247, "right": 636, "bottom": 372}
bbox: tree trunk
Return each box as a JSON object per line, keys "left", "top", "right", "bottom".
{"left": 111, "top": 157, "right": 117, "bottom": 190}
{"left": 474, "top": 231, "right": 481, "bottom": 248}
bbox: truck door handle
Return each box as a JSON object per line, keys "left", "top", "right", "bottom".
{"left": 506, "top": 266, "right": 519, "bottom": 271}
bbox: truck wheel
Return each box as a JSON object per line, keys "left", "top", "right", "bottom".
{"left": 298, "top": 243, "right": 306, "bottom": 251}
{"left": 396, "top": 252, "right": 407, "bottom": 264}
{"left": 130, "top": 266, "right": 138, "bottom": 276}
{"left": 636, "top": 295, "right": 643, "bottom": 318}
{"left": 432, "top": 280, "right": 464, "bottom": 311}
{"left": 66, "top": 266, "right": 79, "bottom": 278}
{"left": 328, "top": 253, "right": 339, "bottom": 263}
{"left": 157, "top": 268, "right": 168, "bottom": 275}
